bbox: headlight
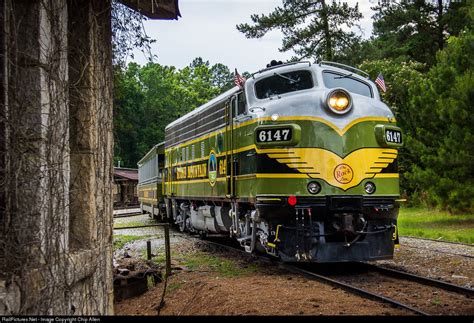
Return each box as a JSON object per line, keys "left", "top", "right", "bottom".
{"left": 307, "top": 181, "right": 321, "bottom": 195}
{"left": 326, "top": 89, "right": 352, "bottom": 114}
{"left": 364, "top": 182, "right": 376, "bottom": 194}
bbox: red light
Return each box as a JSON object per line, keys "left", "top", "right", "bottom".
{"left": 288, "top": 195, "right": 297, "bottom": 206}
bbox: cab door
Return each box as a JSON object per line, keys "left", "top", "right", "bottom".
{"left": 225, "top": 97, "right": 235, "bottom": 198}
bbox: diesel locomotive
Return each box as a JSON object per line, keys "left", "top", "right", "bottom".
{"left": 138, "top": 61, "right": 403, "bottom": 262}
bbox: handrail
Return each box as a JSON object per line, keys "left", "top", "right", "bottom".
{"left": 251, "top": 61, "right": 312, "bottom": 78}
{"left": 318, "top": 60, "right": 370, "bottom": 79}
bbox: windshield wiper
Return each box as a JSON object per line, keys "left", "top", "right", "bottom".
{"left": 334, "top": 72, "right": 353, "bottom": 79}
{"left": 274, "top": 72, "right": 300, "bottom": 84}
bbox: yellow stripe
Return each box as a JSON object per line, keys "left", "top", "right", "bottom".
{"left": 170, "top": 144, "right": 257, "bottom": 167}
{"left": 374, "top": 173, "right": 399, "bottom": 178}
{"left": 255, "top": 173, "right": 310, "bottom": 179}
{"left": 171, "top": 177, "right": 227, "bottom": 185}
{"left": 234, "top": 174, "right": 257, "bottom": 180}
{"left": 165, "top": 116, "right": 394, "bottom": 152}
{"left": 139, "top": 198, "right": 157, "bottom": 202}
{"left": 256, "top": 197, "right": 282, "bottom": 201}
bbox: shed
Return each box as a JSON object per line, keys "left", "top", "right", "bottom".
{"left": 114, "top": 167, "right": 139, "bottom": 207}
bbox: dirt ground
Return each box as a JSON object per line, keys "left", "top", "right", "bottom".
{"left": 114, "top": 243, "right": 409, "bottom": 316}
{"left": 113, "top": 216, "right": 473, "bottom": 316}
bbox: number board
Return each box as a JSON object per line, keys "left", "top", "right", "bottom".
{"left": 385, "top": 129, "right": 402, "bottom": 144}
{"left": 256, "top": 127, "right": 293, "bottom": 143}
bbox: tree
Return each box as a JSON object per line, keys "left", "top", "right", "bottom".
{"left": 358, "top": 58, "right": 425, "bottom": 200}
{"left": 404, "top": 28, "right": 474, "bottom": 212}
{"left": 236, "top": 0, "right": 362, "bottom": 61}
{"left": 113, "top": 58, "right": 241, "bottom": 167}
{"left": 370, "top": 0, "right": 471, "bottom": 67}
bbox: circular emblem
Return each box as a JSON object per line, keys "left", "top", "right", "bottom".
{"left": 334, "top": 163, "right": 353, "bottom": 184}
{"left": 208, "top": 150, "right": 217, "bottom": 186}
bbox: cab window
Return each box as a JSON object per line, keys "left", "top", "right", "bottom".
{"left": 255, "top": 70, "right": 313, "bottom": 99}
{"left": 323, "top": 71, "right": 372, "bottom": 97}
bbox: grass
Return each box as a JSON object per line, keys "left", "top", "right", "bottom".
{"left": 181, "top": 252, "right": 259, "bottom": 277}
{"left": 398, "top": 207, "right": 474, "bottom": 244}
{"left": 113, "top": 219, "right": 156, "bottom": 229}
{"left": 113, "top": 234, "right": 152, "bottom": 250}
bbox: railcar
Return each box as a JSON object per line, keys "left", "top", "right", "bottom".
{"left": 137, "top": 143, "right": 166, "bottom": 217}
{"left": 138, "top": 60, "right": 403, "bottom": 262}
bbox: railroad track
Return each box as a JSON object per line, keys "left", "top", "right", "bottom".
{"left": 196, "top": 236, "right": 473, "bottom": 316}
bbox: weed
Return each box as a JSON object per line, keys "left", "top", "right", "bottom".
{"left": 431, "top": 297, "right": 442, "bottom": 306}
{"left": 113, "top": 235, "right": 152, "bottom": 250}
{"left": 182, "top": 252, "right": 258, "bottom": 277}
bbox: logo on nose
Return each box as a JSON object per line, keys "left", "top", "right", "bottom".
{"left": 334, "top": 164, "right": 353, "bottom": 184}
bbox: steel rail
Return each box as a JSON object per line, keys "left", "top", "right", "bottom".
{"left": 113, "top": 212, "right": 143, "bottom": 218}
{"left": 194, "top": 237, "right": 427, "bottom": 315}
{"left": 360, "top": 263, "right": 474, "bottom": 297}
{"left": 173, "top": 231, "right": 472, "bottom": 315}
{"left": 281, "top": 263, "right": 428, "bottom": 316}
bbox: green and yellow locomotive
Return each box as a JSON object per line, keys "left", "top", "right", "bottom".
{"left": 138, "top": 61, "right": 403, "bottom": 262}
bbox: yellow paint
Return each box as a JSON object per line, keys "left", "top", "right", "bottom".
{"left": 274, "top": 225, "right": 282, "bottom": 242}
{"left": 254, "top": 173, "right": 310, "bottom": 179}
{"left": 260, "top": 147, "right": 398, "bottom": 190}
{"left": 165, "top": 116, "right": 394, "bottom": 152}
{"left": 171, "top": 177, "right": 227, "bottom": 185}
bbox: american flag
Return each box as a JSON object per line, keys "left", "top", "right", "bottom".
{"left": 375, "top": 73, "right": 386, "bottom": 93}
{"left": 234, "top": 69, "right": 246, "bottom": 88}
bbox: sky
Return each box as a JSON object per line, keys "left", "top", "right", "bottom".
{"left": 131, "top": 0, "right": 378, "bottom": 74}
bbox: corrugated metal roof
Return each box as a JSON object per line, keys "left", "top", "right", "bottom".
{"left": 119, "top": 0, "right": 181, "bottom": 20}
{"left": 114, "top": 167, "right": 138, "bottom": 181}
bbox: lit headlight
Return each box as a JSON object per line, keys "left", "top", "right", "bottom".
{"left": 326, "top": 89, "right": 352, "bottom": 114}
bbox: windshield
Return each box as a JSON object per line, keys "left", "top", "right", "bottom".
{"left": 323, "top": 71, "right": 372, "bottom": 98}
{"left": 255, "top": 70, "right": 313, "bottom": 99}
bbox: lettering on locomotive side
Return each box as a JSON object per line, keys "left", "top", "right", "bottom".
{"left": 176, "top": 166, "right": 187, "bottom": 180}
{"left": 187, "top": 163, "right": 207, "bottom": 179}
{"left": 174, "top": 162, "right": 208, "bottom": 180}
{"left": 218, "top": 159, "right": 226, "bottom": 176}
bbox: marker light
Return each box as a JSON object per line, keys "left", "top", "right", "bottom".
{"left": 364, "top": 182, "right": 376, "bottom": 194}
{"left": 326, "top": 89, "right": 352, "bottom": 114}
{"left": 288, "top": 195, "right": 297, "bottom": 206}
{"left": 307, "top": 182, "right": 321, "bottom": 195}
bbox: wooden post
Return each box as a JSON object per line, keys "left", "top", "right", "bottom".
{"left": 146, "top": 240, "right": 152, "bottom": 260}
{"left": 164, "top": 224, "right": 171, "bottom": 278}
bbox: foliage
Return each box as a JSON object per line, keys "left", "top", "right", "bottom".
{"left": 114, "top": 58, "right": 244, "bottom": 167}
{"left": 404, "top": 30, "right": 474, "bottom": 212}
{"left": 236, "top": 0, "right": 362, "bottom": 61}
{"left": 369, "top": 0, "right": 471, "bottom": 67}
{"left": 358, "top": 58, "right": 425, "bottom": 197}
{"left": 111, "top": 1, "right": 156, "bottom": 66}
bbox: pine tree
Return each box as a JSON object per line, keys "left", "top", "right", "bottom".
{"left": 371, "top": 0, "right": 471, "bottom": 67}
{"left": 406, "top": 29, "right": 474, "bottom": 212}
{"left": 236, "top": 0, "right": 362, "bottom": 61}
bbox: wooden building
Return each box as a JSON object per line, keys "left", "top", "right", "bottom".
{"left": 114, "top": 167, "right": 139, "bottom": 208}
